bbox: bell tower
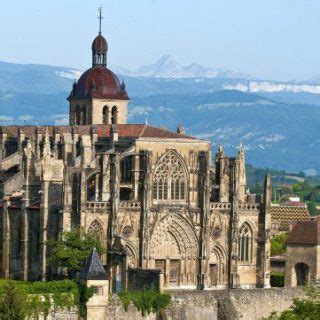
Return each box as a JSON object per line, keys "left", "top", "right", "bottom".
{"left": 67, "top": 8, "right": 129, "bottom": 126}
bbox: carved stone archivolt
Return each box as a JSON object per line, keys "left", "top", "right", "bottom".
{"left": 149, "top": 213, "right": 198, "bottom": 259}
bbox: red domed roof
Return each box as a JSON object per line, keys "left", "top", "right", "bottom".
{"left": 92, "top": 34, "right": 108, "bottom": 51}
{"left": 71, "top": 67, "right": 129, "bottom": 100}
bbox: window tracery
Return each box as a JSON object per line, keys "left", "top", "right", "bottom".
{"left": 152, "top": 151, "right": 187, "bottom": 201}
{"left": 238, "top": 223, "right": 252, "bottom": 262}
{"left": 88, "top": 220, "right": 103, "bottom": 241}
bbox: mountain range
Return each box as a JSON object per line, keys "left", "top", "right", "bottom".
{"left": 111, "top": 55, "right": 253, "bottom": 79}
{"left": 0, "top": 57, "right": 320, "bottom": 174}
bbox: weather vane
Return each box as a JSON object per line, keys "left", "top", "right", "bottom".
{"left": 98, "top": 6, "right": 103, "bottom": 35}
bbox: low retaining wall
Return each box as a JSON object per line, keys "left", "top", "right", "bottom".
{"left": 105, "top": 292, "right": 218, "bottom": 320}
{"left": 228, "top": 287, "right": 305, "bottom": 320}
{"left": 103, "top": 288, "right": 305, "bottom": 320}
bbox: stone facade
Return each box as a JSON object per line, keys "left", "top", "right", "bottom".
{"left": 0, "top": 28, "right": 272, "bottom": 290}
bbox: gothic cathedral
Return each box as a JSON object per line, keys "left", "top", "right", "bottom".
{"left": 0, "top": 24, "right": 271, "bottom": 290}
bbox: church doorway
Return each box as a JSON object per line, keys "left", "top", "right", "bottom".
{"left": 155, "top": 259, "right": 165, "bottom": 272}
{"left": 149, "top": 213, "right": 198, "bottom": 288}
{"left": 209, "top": 264, "right": 218, "bottom": 287}
{"left": 169, "top": 260, "right": 180, "bottom": 287}
{"left": 295, "top": 263, "right": 309, "bottom": 286}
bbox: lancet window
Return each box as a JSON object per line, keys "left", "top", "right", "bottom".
{"left": 238, "top": 223, "right": 252, "bottom": 262}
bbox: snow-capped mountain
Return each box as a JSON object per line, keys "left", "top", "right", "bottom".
{"left": 111, "top": 55, "right": 252, "bottom": 79}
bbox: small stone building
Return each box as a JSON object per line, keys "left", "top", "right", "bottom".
{"left": 285, "top": 217, "right": 320, "bottom": 287}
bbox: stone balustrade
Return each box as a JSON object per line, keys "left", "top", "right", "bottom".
{"left": 209, "top": 202, "right": 260, "bottom": 210}
{"left": 238, "top": 204, "right": 260, "bottom": 210}
{"left": 120, "top": 200, "right": 141, "bottom": 209}
{"left": 86, "top": 201, "right": 110, "bottom": 212}
{"left": 210, "top": 202, "right": 231, "bottom": 210}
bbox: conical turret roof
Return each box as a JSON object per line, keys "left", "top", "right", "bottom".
{"left": 79, "top": 248, "right": 108, "bottom": 280}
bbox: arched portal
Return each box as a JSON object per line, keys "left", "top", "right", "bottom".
{"left": 149, "top": 213, "right": 198, "bottom": 287}
{"left": 208, "top": 245, "right": 226, "bottom": 287}
{"left": 295, "top": 263, "right": 310, "bottom": 286}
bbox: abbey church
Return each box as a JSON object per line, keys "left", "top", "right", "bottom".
{"left": 0, "top": 23, "right": 272, "bottom": 290}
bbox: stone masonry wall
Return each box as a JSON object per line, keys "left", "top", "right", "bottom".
{"left": 105, "top": 292, "right": 218, "bottom": 320}
{"left": 228, "top": 288, "right": 305, "bottom": 320}
{"left": 103, "top": 288, "right": 305, "bottom": 320}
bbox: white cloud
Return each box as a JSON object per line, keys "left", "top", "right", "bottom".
{"left": 129, "top": 106, "right": 152, "bottom": 119}
{"left": 54, "top": 117, "right": 69, "bottom": 125}
{"left": 19, "top": 115, "right": 33, "bottom": 121}
{"left": 55, "top": 69, "right": 82, "bottom": 80}
{"left": 0, "top": 115, "right": 13, "bottom": 121}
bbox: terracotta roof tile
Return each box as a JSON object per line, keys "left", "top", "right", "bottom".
{"left": 286, "top": 218, "right": 320, "bottom": 245}
{"left": 71, "top": 67, "right": 129, "bottom": 100}
{"left": 271, "top": 205, "right": 310, "bottom": 231}
{"left": 0, "top": 124, "right": 197, "bottom": 140}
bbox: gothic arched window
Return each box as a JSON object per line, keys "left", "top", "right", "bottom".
{"left": 88, "top": 220, "right": 103, "bottom": 242}
{"left": 103, "top": 106, "right": 109, "bottom": 124}
{"left": 239, "top": 223, "right": 252, "bottom": 262}
{"left": 152, "top": 151, "right": 187, "bottom": 202}
{"left": 120, "top": 156, "right": 133, "bottom": 183}
{"left": 111, "top": 106, "right": 118, "bottom": 124}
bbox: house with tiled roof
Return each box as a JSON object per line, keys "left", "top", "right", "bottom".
{"left": 0, "top": 11, "right": 273, "bottom": 292}
{"left": 285, "top": 217, "right": 320, "bottom": 287}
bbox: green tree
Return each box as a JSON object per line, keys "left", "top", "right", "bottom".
{"left": 0, "top": 281, "right": 26, "bottom": 320}
{"left": 307, "top": 202, "right": 319, "bottom": 216}
{"left": 271, "top": 233, "right": 287, "bottom": 256}
{"left": 47, "top": 228, "right": 103, "bottom": 278}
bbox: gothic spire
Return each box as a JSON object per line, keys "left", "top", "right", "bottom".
{"left": 238, "top": 141, "right": 245, "bottom": 159}
{"left": 43, "top": 129, "right": 51, "bottom": 159}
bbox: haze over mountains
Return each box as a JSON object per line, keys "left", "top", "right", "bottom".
{"left": 0, "top": 57, "right": 320, "bottom": 173}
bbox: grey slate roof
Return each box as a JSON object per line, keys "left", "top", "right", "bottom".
{"left": 79, "top": 248, "right": 108, "bottom": 280}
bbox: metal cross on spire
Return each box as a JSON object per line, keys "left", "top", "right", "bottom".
{"left": 98, "top": 6, "right": 103, "bottom": 35}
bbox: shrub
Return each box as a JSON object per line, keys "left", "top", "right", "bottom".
{"left": 263, "top": 281, "right": 320, "bottom": 319}
{"left": 271, "top": 233, "right": 288, "bottom": 256}
{"left": 270, "top": 272, "right": 285, "bottom": 287}
{"left": 0, "top": 279, "right": 93, "bottom": 319}
{"left": 0, "top": 281, "right": 27, "bottom": 320}
{"left": 119, "top": 290, "right": 171, "bottom": 316}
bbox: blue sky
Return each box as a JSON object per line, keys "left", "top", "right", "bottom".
{"left": 0, "top": 0, "right": 319, "bottom": 81}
